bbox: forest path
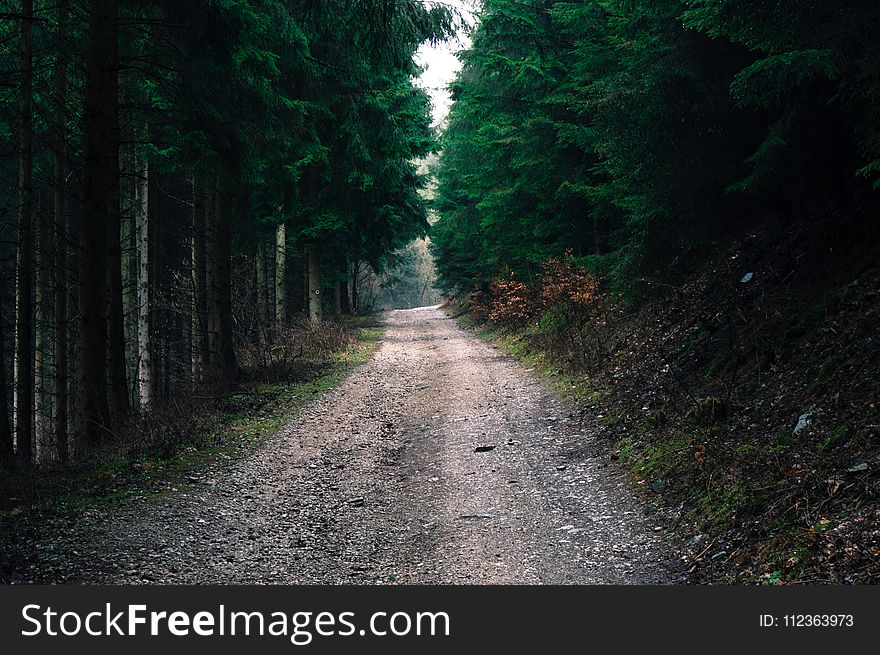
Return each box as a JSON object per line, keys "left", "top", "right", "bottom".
{"left": 34, "top": 307, "right": 678, "bottom": 583}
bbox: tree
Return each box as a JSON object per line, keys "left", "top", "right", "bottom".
{"left": 275, "top": 223, "right": 286, "bottom": 328}
{"left": 136, "top": 156, "right": 151, "bottom": 406}
{"left": 77, "top": 0, "right": 119, "bottom": 453}
{"left": 53, "top": 0, "right": 70, "bottom": 464}
{"left": 0, "top": 293, "right": 13, "bottom": 469}
{"left": 15, "top": 0, "right": 34, "bottom": 468}
{"left": 0, "top": 0, "right": 454, "bottom": 464}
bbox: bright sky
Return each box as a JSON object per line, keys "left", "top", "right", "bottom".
{"left": 415, "top": 1, "right": 479, "bottom": 128}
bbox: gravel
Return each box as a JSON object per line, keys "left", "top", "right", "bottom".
{"left": 22, "top": 307, "right": 682, "bottom": 584}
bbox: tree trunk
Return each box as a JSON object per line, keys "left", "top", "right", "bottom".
{"left": 0, "top": 293, "right": 13, "bottom": 470}
{"left": 340, "top": 275, "right": 351, "bottom": 314}
{"left": 191, "top": 172, "right": 209, "bottom": 382}
{"left": 308, "top": 242, "right": 322, "bottom": 324}
{"left": 333, "top": 279, "right": 342, "bottom": 316}
{"left": 214, "top": 155, "right": 237, "bottom": 375}
{"left": 107, "top": 150, "right": 129, "bottom": 419}
{"left": 301, "top": 250, "right": 309, "bottom": 314}
{"left": 53, "top": 0, "right": 69, "bottom": 464}
{"left": 15, "top": 0, "right": 34, "bottom": 468}
{"left": 350, "top": 260, "right": 359, "bottom": 315}
{"left": 136, "top": 155, "right": 152, "bottom": 408}
{"left": 77, "top": 0, "right": 118, "bottom": 453}
{"left": 121, "top": 142, "right": 137, "bottom": 405}
{"left": 205, "top": 166, "right": 219, "bottom": 372}
{"left": 35, "top": 191, "right": 52, "bottom": 463}
{"left": 274, "top": 222, "right": 286, "bottom": 330}
{"left": 255, "top": 235, "right": 269, "bottom": 340}
{"left": 205, "top": 157, "right": 237, "bottom": 377}
{"left": 149, "top": 167, "right": 161, "bottom": 401}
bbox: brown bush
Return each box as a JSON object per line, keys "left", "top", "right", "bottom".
{"left": 539, "top": 254, "right": 602, "bottom": 310}
{"left": 487, "top": 274, "right": 537, "bottom": 326}
{"left": 468, "top": 289, "right": 492, "bottom": 322}
{"left": 237, "top": 318, "right": 352, "bottom": 383}
{"left": 469, "top": 255, "right": 604, "bottom": 328}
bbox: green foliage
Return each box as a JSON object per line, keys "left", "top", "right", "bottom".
{"left": 132, "top": 0, "right": 454, "bottom": 279}
{"left": 432, "top": 0, "right": 880, "bottom": 294}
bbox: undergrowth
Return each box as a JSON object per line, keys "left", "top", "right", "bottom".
{"left": 0, "top": 318, "right": 381, "bottom": 522}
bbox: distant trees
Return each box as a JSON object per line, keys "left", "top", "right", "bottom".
{"left": 0, "top": 0, "right": 453, "bottom": 469}
{"left": 432, "top": 0, "right": 880, "bottom": 295}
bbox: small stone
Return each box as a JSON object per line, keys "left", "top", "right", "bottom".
{"left": 474, "top": 445, "right": 496, "bottom": 453}
{"left": 459, "top": 513, "right": 495, "bottom": 521}
{"left": 687, "top": 534, "right": 706, "bottom": 547}
{"left": 793, "top": 412, "right": 811, "bottom": 435}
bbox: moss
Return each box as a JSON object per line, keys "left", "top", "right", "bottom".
{"left": 704, "top": 352, "right": 734, "bottom": 380}
{"left": 736, "top": 443, "right": 759, "bottom": 455}
{"left": 770, "top": 430, "right": 793, "bottom": 454}
{"left": 645, "top": 410, "right": 668, "bottom": 429}
{"left": 614, "top": 436, "right": 637, "bottom": 464}
{"left": 817, "top": 355, "right": 836, "bottom": 380}
{"left": 630, "top": 434, "right": 693, "bottom": 481}
{"left": 817, "top": 422, "right": 850, "bottom": 455}
{"left": 693, "top": 480, "right": 751, "bottom": 529}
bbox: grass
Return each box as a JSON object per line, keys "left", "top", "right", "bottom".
{"left": 0, "top": 322, "right": 382, "bottom": 519}
{"left": 471, "top": 322, "right": 609, "bottom": 406}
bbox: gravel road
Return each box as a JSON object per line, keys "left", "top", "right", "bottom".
{"left": 27, "top": 307, "right": 681, "bottom": 584}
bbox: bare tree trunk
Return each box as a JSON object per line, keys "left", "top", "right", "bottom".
{"left": 149, "top": 167, "right": 161, "bottom": 401}
{"left": 214, "top": 155, "right": 237, "bottom": 374}
{"left": 35, "top": 191, "right": 52, "bottom": 463}
{"left": 191, "top": 172, "right": 209, "bottom": 382}
{"left": 205, "top": 166, "right": 219, "bottom": 372}
{"left": 53, "top": 0, "right": 69, "bottom": 464}
{"left": 333, "top": 279, "right": 342, "bottom": 316}
{"left": 121, "top": 143, "right": 137, "bottom": 405}
{"left": 274, "top": 222, "right": 286, "bottom": 330}
{"left": 136, "top": 155, "right": 152, "bottom": 408}
{"left": 301, "top": 250, "right": 309, "bottom": 314}
{"left": 77, "top": 0, "right": 118, "bottom": 454}
{"left": 107, "top": 153, "right": 129, "bottom": 419}
{"left": 255, "top": 234, "right": 269, "bottom": 340}
{"left": 350, "top": 260, "right": 359, "bottom": 315}
{"left": 308, "top": 242, "right": 322, "bottom": 324}
{"left": 15, "top": 0, "right": 34, "bottom": 468}
{"left": 0, "top": 293, "right": 13, "bottom": 469}
{"left": 340, "top": 274, "right": 350, "bottom": 314}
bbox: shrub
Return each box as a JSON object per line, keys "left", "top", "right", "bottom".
{"left": 487, "top": 274, "right": 537, "bottom": 326}
{"left": 540, "top": 254, "right": 603, "bottom": 310}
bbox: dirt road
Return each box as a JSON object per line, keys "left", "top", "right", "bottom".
{"left": 27, "top": 307, "right": 679, "bottom": 584}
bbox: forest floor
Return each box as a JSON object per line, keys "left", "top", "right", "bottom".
{"left": 3, "top": 307, "right": 680, "bottom": 584}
